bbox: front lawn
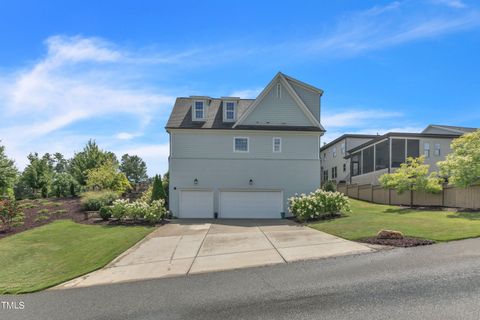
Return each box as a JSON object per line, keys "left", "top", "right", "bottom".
{"left": 309, "top": 199, "right": 480, "bottom": 242}
{"left": 0, "top": 220, "right": 153, "bottom": 294}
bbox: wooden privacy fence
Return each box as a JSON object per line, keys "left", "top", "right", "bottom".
{"left": 336, "top": 183, "right": 480, "bottom": 209}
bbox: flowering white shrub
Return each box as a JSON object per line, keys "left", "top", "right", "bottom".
{"left": 289, "top": 189, "right": 351, "bottom": 221}
{"left": 108, "top": 198, "right": 166, "bottom": 224}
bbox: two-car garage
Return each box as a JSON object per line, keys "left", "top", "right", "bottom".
{"left": 179, "top": 190, "right": 283, "bottom": 219}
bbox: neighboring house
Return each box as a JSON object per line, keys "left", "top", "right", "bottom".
{"left": 166, "top": 72, "right": 325, "bottom": 219}
{"left": 343, "top": 125, "right": 477, "bottom": 185}
{"left": 320, "top": 134, "right": 377, "bottom": 184}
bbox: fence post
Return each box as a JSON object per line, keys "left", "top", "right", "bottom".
{"left": 371, "top": 185, "right": 374, "bottom": 203}
{"left": 388, "top": 188, "right": 391, "bottom": 205}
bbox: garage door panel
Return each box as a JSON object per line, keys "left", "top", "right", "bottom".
{"left": 180, "top": 191, "right": 213, "bottom": 218}
{"left": 220, "top": 191, "right": 282, "bottom": 219}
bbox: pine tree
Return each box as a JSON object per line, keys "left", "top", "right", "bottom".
{"left": 151, "top": 175, "right": 166, "bottom": 202}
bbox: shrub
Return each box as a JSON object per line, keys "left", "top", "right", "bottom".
{"left": 151, "top": 175, "right": 166, "bottom": 202}
{"left": 289, "top": 189, "right": 351, "bottom": 221}
{"left": 0, "top": 199, "right": 20, "bottom": 231}
{"left": 38, "top": 209, "right": 50, "bottom": 215}
{"left": 52, "top": 172, "right": 79, "bottom": 197}
{"left": 140, "top": 185, "right": 153, "bottom": 203}
{"left": 99, "top": 206, "right": 112, "bottom": 221}
{"left": 80, "top": 191, "right": 119, "bottom": 211}
{"left": 108, "top": 198, "right": 166, "bottom": 224}
{"left": 322, "top": 181, "right": 336, "bottom": 192}
{"left": 86, "top": 161, "right": 131, "bottom": 194}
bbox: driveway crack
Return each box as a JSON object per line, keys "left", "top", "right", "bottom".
{"left": 258, "top": 226, "right": 287, "bottom": 263}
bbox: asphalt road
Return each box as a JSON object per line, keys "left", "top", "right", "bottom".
{"left": 3, "top": 238, "right": 480, "bottom": 320}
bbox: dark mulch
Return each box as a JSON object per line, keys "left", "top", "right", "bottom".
{"left": 0, "top": 197, "right": 167, "bottom": 239}
{"left": 287, "top": 213, "right": 342, "bottom": 223}
{"left": 0, "top": 197, "right": 85, "bottom": 239}
{"left": 360, "top": 236, "right": 435, "bottom": 247}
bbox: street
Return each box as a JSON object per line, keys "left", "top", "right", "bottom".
{"left": 3, "top": 238, "right": 480, "bottom": 320}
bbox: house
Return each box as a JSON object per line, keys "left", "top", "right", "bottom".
{"left": 165, "top": 72, "right": 325, "bottom": 218}
{"left": 320, "top": 134, "right": 378, "bottom": 184}
{"left": 342, "top": 125, "right": 477, "bottom": 185}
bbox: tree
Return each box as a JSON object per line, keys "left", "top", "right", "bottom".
{"left": 52, "top": 152, "right": 69, "bottom": 173}
{"left": 86, "top": 161, "right": 131, "bottom": 193}
{"left": 21, "top": 153, "right": 55, "bottom": 198}
{"left": 438, "top": 130, "right": 480, "bottom": 187}
{"left": 70, "top": 140, "right": 118, "bottom": 185}
{"left": 162, "top": 171, "right": 169, "bottom": 207}
{"left": 379, "top": 156, "right": 443, "bottom": 207}
{"left": 119, "top": 154, "right": 148, "bottom": 183}
{"left": 151, "top": 175, "right": 166, "bottom": 202}
{"left": 0, "top": 143, "right": 17, "bottom": 198}
{"left": 52, "top": 172, "right": 79, "bottom": 197}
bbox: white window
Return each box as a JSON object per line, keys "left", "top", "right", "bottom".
{"left": 193, "top": 100, "right": 204, "bottom": 120}
{"left": 333, "top": 147, "right": 337, "bottom": 158}
{"left": 434, "top": 143, "right": 441, "bottom": 156}
{"left": 276, "top": 83, "right": 281, "bottom": 99}
{"left": 223, "top": 101, "right": 236, "bottom": 121}
{"left": 273, "top": 137, "right": 282, "bottom": 152}
{"left": 323, "top": 152, "right": 326, "bottom": 160}
{"left": 234, "top": 137, "right": 249, "bottom": 152}
{"left": 341, "top": 143, "right": 346, "bottom": 155}
{"left": 424, "top": 143, "right": 430, "bottom": 157}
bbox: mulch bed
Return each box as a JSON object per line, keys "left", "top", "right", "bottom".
{"left": 0, "top": 197, "right": 167, "bottom": 239}
{"left": 360, "top": 236, "right": 435, "bottom": 247}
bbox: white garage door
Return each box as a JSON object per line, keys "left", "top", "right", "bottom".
{"left": 220, "top": 191, "right": 283, "bottom": 219}
{"left": 179, "top": 190, "right": 214, "bottom": 218}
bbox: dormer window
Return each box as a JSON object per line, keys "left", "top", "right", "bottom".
{"left": 223, "top": 101, "right": 236, "bottom": 122}
{"left": 193, "top": 100, "right": 205, "bottom": 121}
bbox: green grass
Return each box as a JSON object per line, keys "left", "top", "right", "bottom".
{"left": 52, "top": 209, "right": 67, "bottom": 215}
{"left": 0, "top": 220, "right": 153, "bottom": 294}
{"left": 38, "top": 208, "right": 50, "bottom": 215}
{"left": 309, "top": 199, "right": 480, "bottom": 242}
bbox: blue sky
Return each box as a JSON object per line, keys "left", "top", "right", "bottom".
{"left": 0, "top": 0, "right": 479, "bottom": 175}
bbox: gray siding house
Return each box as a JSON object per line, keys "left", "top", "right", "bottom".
{"left": 324, "top": 125, "right": 476, "bottom": 186}
{"left": 166, "top": 73, "right": 325, "bottom": 218}
{"left": 320, "top": 134, "right": 377, "bottom": 184}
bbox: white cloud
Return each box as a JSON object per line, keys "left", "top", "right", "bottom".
{"left": 323, "top": 110, "right": 402, "bottom": 128}
{"left": 0, "top": 35, "right": 178, "bottom": 173}
{"left": 229, "top": 88, "right": 262, "bottom": 99}
{"left": 430, "top": 0, "right": 467, "bottom": 9}
{"left": 303, "top": 1, "right": 479, "bottom": 56}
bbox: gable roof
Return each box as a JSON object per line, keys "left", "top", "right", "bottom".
{"left": 166, "top": 72, "right": 325, "bottom": 132}
{"left": 422, "top": 124, "right": 478, "bottom": 134}
{"left": 320, "top": 134, "right": 378, "bottom": 152}
{"left": 165, "top": 97, "right": 323, "bottom": 132}
{"left": 233, "top": 72, "right": 324, "bottom": 130}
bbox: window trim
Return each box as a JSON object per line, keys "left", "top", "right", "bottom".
{"left": 192, "top": 100, "right": 205, "bottom": 121}
{"left": 276, "top": 83, "right": 282, "bottom": 99}
{"left": 233, "top": 137, "right": 249, "bottom": 153}
{"left": 333, "top": 147, "right": 337, "bottom": 158}
{"left": 272, "top": 137, "right": 282, "bottom": 153}
{"left": 223, "top": 101, "right": 236, "bottom": 122}
{"left": 424, "top": 142, "right": 430, "bottom": 158}
{"left": 434, "top": 143, "right": 441, "bottom": 156}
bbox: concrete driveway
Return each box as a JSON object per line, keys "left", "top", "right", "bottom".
{"left": 58, "top": 220, "right": 374, "bottom": 289}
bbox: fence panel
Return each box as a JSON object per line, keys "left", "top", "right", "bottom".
{"left": 390, "top": 190, "right": 412, "bottom": 206}
{"left": 347, "top": 184, "right": 359, "bottom": 199}
{"left": 413, "top": 191, "right": 443, "bottom": 207}
{"left": 372, "top": 186, "right": 389, "bottom": 204}
{"left": 358, "top": 185, "right": 373, "bottom": 202}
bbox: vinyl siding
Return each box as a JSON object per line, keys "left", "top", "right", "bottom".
{"left": 242, "top": 81, "right": 312, "bottom": 126}
{"left": 289, "top": 81, "right": 320, "bottom": 121}
{"left": 169, "top": 158, "right": 320, "bottom": 217}
{"left": 170, "top": 130, "right": 320, "bottom": 160}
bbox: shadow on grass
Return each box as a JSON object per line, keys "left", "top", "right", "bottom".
{"left": 383, "top": 208, "right": 417, "bottom": 214}
{"left": 447, "top": 212, "right": 480, "bottom": 220}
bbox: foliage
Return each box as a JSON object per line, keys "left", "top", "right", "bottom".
{"left": 438, "top": 130, "right": 480, "bottom": 188}
{"left": 322, "top": 180, "right": 336, "bottom": 192}
{"left": 98, "top": 206, "right": 112, "bottom": 221}
{"left": 0, "top": 143, "right": 18, "bottom": 199}
{"left": 163, "top": 172, "right": 169, "bottom": 207}
{"left": 108, "top": 198, "right": 166, "bottom": 223}
{"left": 151, "top": 174, "right": 166, "bottom": 202}
{"left": 69, "top": 140, "right": 118, "bottom": 185}
{"left": 0, "top": 199, "right": 20, "bottom": 231}
{"left": 80, "top": 191, "right": 119, "bottom": 211}
{"left": 379, "top": 157, "right": 443, "bottom": 207}
{"left": 85, "top": 161, "right": 131, "bottom": 193}
{"left": 21, "top": 153, "right": 55, "bottom": 198}
{"left": 140, "top": 184, "right": 153, "bottom": 203}
{"left": 120, "top": 154, "right": 148, "bottom": 183}
{"left": 289, "top": 189, "right": 351, "bottom": 221}
{"left": 52, "top": 172, "right": 79, "bottom": 197}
